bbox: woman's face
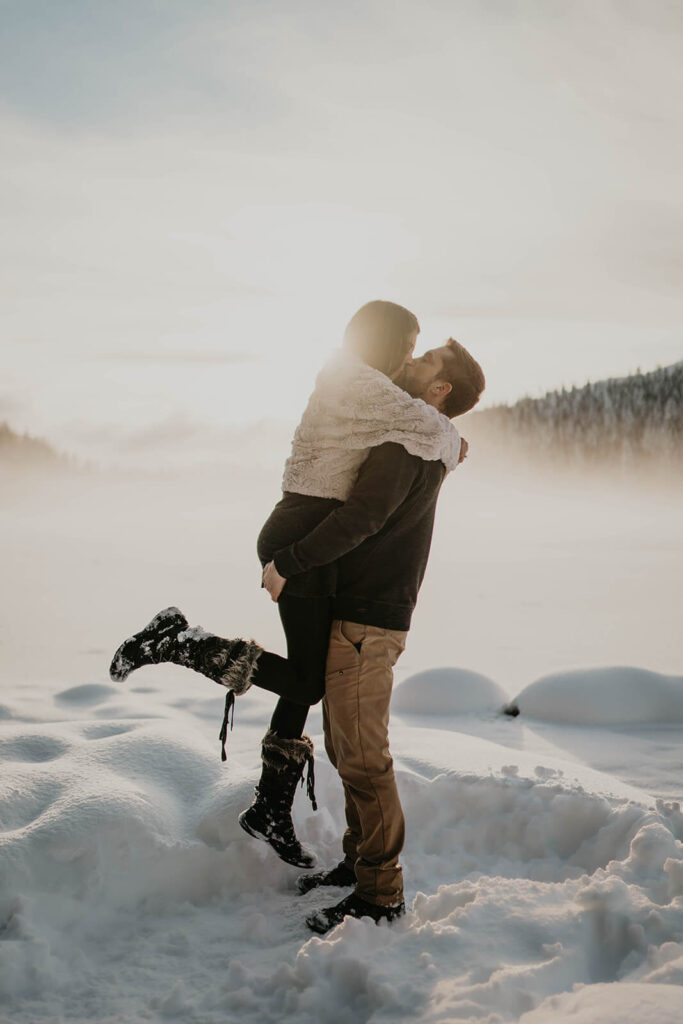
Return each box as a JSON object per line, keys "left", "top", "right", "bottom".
{"left": 388, "top": 330, "right": 418, "bottom": 381}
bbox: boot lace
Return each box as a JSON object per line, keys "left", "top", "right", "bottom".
{"left": 219, "top": 690, "right": 235, "bottom": 762}
{"left": 303, "top": 752, "right": 317, "bottom": 811}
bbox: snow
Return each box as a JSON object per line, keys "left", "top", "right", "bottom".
{"left": 519, "top": 982, "right": 683, "bottom": 1024}
{"left": 392, "top": 667, "right": 507, "bottom": 714}
{"left": 1, "top": 464, "right": 682, "bottom": 1023}
{"left": 509, "top": 666, "right": 683, "bottom": 725}
{"left": 2, "top": 677, "right": 683, "bottom": 1024}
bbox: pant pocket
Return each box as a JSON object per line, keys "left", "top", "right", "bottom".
{"left": 325, "top": 620, "right": 365, "bottom": 681}
{"left": 338, "top": 620, "right": 366, "bottom": 652}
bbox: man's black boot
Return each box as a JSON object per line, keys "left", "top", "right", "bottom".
{"left": 239, "top": 730, "right": 318, "bottom": 869}
{"left": 305, "top": 892, "right": 406, "bottom": 934}
{"left": 296, "top": 860, "right": 356, "bottom": 895}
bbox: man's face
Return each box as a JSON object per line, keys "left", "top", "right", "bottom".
{"left": 396, "top": 345, "right": 451, "bottom": 399}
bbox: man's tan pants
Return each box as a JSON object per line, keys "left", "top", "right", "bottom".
{"left": 322, "top": 619, "right": 407, "bottom": 907}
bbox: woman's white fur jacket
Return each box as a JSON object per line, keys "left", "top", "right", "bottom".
{"left": 282, "top": 349, "right": 462, "bottom": 501}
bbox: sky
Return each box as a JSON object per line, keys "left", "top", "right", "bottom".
{"left": 1, "top": 0, "right": 682, "bottom": 463}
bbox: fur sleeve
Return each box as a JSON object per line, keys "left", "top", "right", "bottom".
{"left": 306, "top": 354, "right": 462, "bottom": 470}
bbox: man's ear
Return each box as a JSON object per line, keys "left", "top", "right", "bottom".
{"left": 429, "top": 380, "right": 452, "bottom": 398}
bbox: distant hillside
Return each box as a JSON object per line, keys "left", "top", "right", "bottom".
{"left": 469, "top": 362, "right": 683, "bottom": 468}
{"left": 0, "top": 422, "right": 70, "bottom": 468}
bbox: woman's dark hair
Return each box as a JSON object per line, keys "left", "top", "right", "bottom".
{"left": 343, "top": 300, "right": 420, "bottom": 378}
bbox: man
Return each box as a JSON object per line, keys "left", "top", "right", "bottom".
{"left": 263, "top": 339, "right": 485, "bottom": 933}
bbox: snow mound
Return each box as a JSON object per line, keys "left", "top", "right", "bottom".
{"left": 54, "top": 683, "right": 119, "bottom": 705}
{"left": 509, "top": 666, "right": 683, "bottom": 725}
{"left": 0, "top": 718, "right": 277, "bottom": 916}
{"left": 393, "top": 667, "right": 506, "bottom": 714}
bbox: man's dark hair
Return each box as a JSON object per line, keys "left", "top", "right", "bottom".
{"left": 439, "top": 339, "right": 486, "bottom": 417}
{"left": 343, "top": 300, "right": 420, "bottom": 379}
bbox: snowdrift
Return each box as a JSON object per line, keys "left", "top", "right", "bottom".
{"left": 393, "top": 667, "right": 507, "bottom": 714}
{"left": 2, "top": 670, "right": 683, "bottom": 1023}
{"left": 509, "top": 666, "right": 683, "bottom": 725}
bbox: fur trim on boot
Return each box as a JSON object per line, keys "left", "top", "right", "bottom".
{"left": 238, "top": 730, "right": 318, "bottom": 868}
{"left": 262, "top": 729, "right": 317, "bottom": 810}
{"left": 172, "top": 629, "right": 264, "bottom": 761}
{"left": 174, "top": 626, "right": 262, "bottom": 695}
{"left": 262, "top": 730, "right": 314, "bottom": 768}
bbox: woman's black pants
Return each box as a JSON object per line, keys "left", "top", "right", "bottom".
{"left": 249, "top": 593, "right": 332, "bottom": 739}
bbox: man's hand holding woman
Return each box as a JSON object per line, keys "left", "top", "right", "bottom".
{"left": 458, "top": 438, "right": 469, "bottom": 464}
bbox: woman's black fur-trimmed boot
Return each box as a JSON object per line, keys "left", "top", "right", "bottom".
{"left": 109, "top": 607, "right": 190, "bottom": 682}
{"left": 238, "top": 730, "right": 318, "bottom": 869}
{"left": 109, "top": 607, "right": 263, "bottom": 760}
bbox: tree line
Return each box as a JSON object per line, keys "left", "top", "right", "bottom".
{"left": 469, "top": 361, "right": 683, "bottom": 468}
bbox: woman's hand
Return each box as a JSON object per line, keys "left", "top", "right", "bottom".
{"left": 262, "top": 560, "right": 286, "bottom": 602}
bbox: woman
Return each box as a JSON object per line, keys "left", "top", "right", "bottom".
{"left": 109, "top": 300, "right": 462, "bottom": 869}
